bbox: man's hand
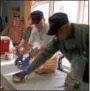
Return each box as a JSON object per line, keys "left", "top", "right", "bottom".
{"left": 20, "top": 44, "right": 33, "bottom": 55}
{"left": 17, "top": 39, "right": 25, "bottom": 48}
{"left": 31, "top": 48, "right": 43, "bottom": 58}
{"left": 10, "top": 47, "right": 17, "bottom": 54}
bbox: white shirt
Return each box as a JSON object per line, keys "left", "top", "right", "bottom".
{"left": 28, "top": 24, "right": 54, "bottom": 48}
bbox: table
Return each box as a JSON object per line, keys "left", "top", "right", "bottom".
{"left": 1, "top": 56, "right": 89, "bottom": 90}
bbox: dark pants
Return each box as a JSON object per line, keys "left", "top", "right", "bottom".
{"left": 83, "top": 61, "right": 89, "bottom": 83}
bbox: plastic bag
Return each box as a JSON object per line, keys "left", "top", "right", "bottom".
{"left": 65, "top": 56, "right": 88, "bottom": 89}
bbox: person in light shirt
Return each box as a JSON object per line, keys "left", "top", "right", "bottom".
{"left": 21, "top": 10, "right": 54, "bottom": 54}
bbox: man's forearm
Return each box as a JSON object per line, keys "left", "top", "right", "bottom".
{"left": 18, "top": 39, "right": 25, "bottom": 47}
{"left": 21, "top": 43, "right": 33, "bottom": 54}
{"left": 27, "top": 52, "right": 52, "bottom": 74}
{"left": 27, "top": 47, "right": 54, "bottom": 74}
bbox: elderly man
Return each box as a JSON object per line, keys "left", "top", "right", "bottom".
{"left": 13, "top": 13, "right": 89, "bottom": 83}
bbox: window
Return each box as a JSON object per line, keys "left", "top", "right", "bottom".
{"left": 54, "top": 1, "right": 79, "bottom": 23}
{"left": 77, "top": 1, "right": 88, "bottom": 24}
{"left": 83, "top": 1, "right": 88, "bottom": 24}
{"left": 31, "top": 2, "right": 49, "bottom": 23}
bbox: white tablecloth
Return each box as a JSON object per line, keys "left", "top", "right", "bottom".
{"left": 1, "top": 57, "right": 89, "bottom": 90}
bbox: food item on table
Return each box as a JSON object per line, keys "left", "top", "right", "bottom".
{"left": 12, "top": 71, "right": 27, "bottom": 83}
{"left": 5, "top": 52, "right": 13, "bottom": 60}
{"left": 12, "top": 75, "right": 25, "bottom": 83}
{"left": 0, "top": 52, "right": 13, "bottom": 60}
{"left": 13, "top": 75, "right": 20, "bottom": 82}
